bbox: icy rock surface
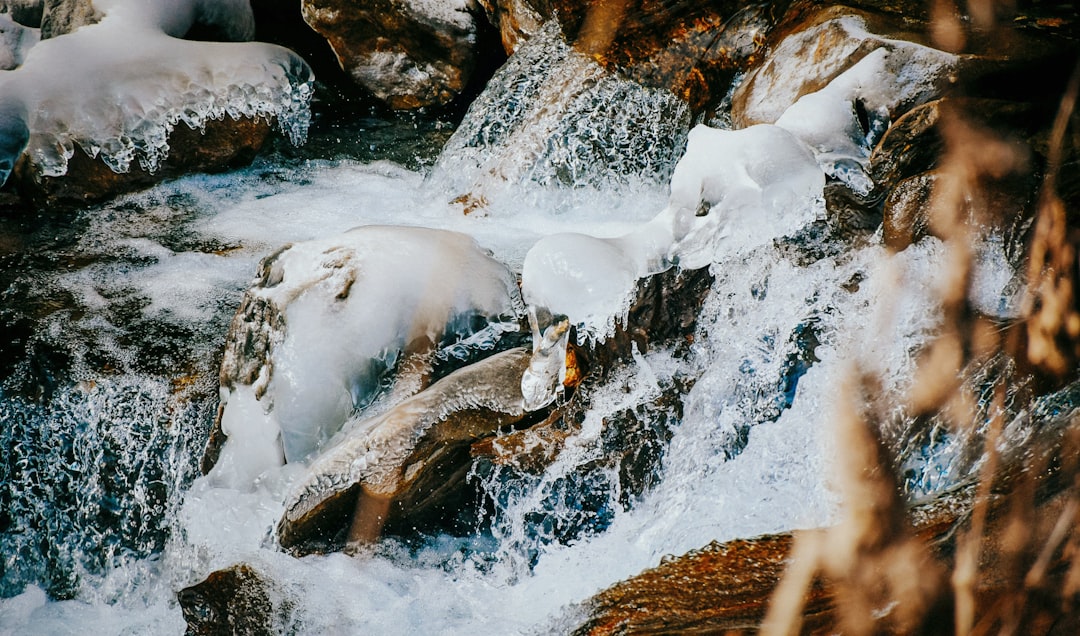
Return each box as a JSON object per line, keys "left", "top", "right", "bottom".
{"left": 0, "top": 0, "right": 311, "bottom": 183}
{"left": 519, "top": 123, "right": 825, "bottom": 409}
{"left": 773, "top": 43, "right": 954, "bottom": 197}
{"left": 733, "top": 13, "right": 955, "bottom": 128}
{"left": 211, "top": 225, "right": 524, "bottom": 489}
{"left": 434, "top": 21, "right": 690, "bottom": 199}
{"left": 276, "top": 347, "right": 532, "bottom": 550}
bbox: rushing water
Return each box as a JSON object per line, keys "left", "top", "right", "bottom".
{"left": 0, "top": 71, "right": 1026, "bottom": 635}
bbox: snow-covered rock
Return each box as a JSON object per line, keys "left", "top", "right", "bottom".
{"left": 0, "top": 0, "right": 312, "bottom": 205}
{"left": 731, "top": 8, "right": 954, "bottom": 129}
{"left": 206, "top": 225, "right": 524, "bottom": 489}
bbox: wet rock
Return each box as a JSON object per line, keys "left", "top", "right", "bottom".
{"left": 882, "top": 171, "right": 935, "bottom": 251}
{"left": 10, "top": 116, "right": 273, "bottom": 209}
{"left": 870, "top": 97, "right": 1054, "bottom": 194}
{"left": 178, "top": 563, "right": 294, "bottom": 635}
{"left": 0, "top": 1, "right": 42, "bottom": 27}
{"left": 475, "top": 0, "right": 542, "bottom": 54}
{"left": 39, "top": 0, "right": 98, "bottom": 39}
{"left": 276, "top": 347, "right": 536, "bottom": 554}
{"left": 875, "top": 98, "right": 1049, "bottom": 252}
{"left": 574, "top": 409, "right": 1080, "bottom": 634}
{"left": 301, "top": 0, "right": 480, "bottom": 109}
{"left": 203, "top": 226, "right": 523, "bottom": 485}
{"left": 480, "top": 0, "right": 778, "bottom": 115}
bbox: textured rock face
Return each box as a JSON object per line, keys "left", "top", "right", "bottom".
{"left": 435, "top": 21, "right": 691, "bottom": 199}
{"left": 301, "top": 0, "right": 479, "bottom": 109}
{"left": 478, "top": 0, "right": 778, "bottom": 115}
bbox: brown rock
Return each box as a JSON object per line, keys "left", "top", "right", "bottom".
{"left": 39, "top": 0, "right": 99, "bottom": 40}
{"left": 178, "top": 563, "right": 293, "bottom": 635}
{"left": 475, "top": 0, "right": 543, "bottom": 54}
{"left": 276, "top": 347, "right": 540, "bottom": 555}
{"left": 480, "top": 0, "right": 781, "bottom": 115}
{"left": 10, "top": 115, "right": 272, "bottom": 210}
{"left": 301, "top": 0, "right": 479, "bottom": 109}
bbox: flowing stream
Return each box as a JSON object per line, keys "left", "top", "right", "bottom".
{"left": 0, "top": 70, "right": 1021, "bottom": 633}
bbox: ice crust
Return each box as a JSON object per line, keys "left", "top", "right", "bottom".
{"left": 0, "top": 0, "right": 312, "bottom": 181}
{"left": 210, "top": 225, "right": 525, "bottom": 488}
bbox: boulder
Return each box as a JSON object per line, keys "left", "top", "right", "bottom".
{"left": 573, "top": 455, "right": 1073, "bottom": 634}
{"left": 203, "top": 226, "right": 524, "bottom": 486}
{"left": 0, "top": 0, "right": 313, "bottom": 210}
{"left": 478, "top": 0, "right": 780, "bottom": 115}
{"left": 875, "top": 99, "right": 1048, "bottom": 252}
{"left": 275, "top": 347, "right": 537, "bottom": 554}
{"left": 178, "top": 563, "right": 294, "bottom": 635}
{"left": 301, "top": 0, "right": 481, "bottom": 109}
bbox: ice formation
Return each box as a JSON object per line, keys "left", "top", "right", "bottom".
{"left": 0, "top": 0, "right": 312, "bottom": 184}
{"left": 774, "top": 44, "right": 954, "bottom": 196}
{"left": 210, "top": 225, "right": 524, "bottom": 489}
{"left": 520, "top": 123, "right": 826, "bottom": 409}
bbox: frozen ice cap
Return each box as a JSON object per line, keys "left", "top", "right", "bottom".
{"left": 0, "top": 0, "right": 310, "bottom": 185}
{"left": 519, "top": 124, "right": 825, "bottom": 410}
{"left": 210, "top": 225, "right": 525, "bottom": 489}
